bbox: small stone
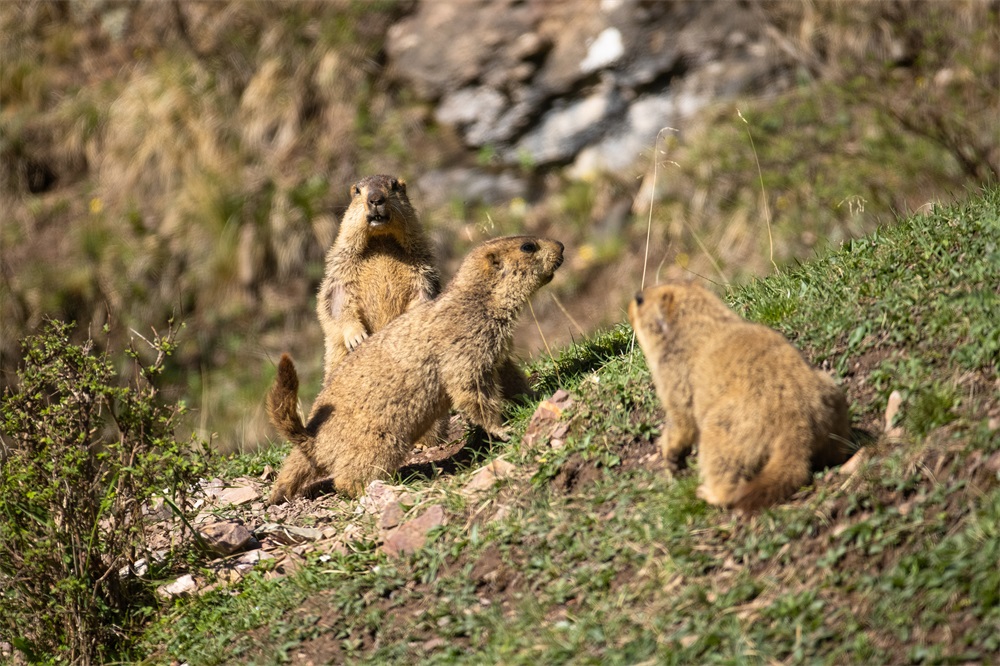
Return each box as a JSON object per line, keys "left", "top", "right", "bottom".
{"left": 489, "top": 504, "right": 512, "bottom": 523}
{"left": 358, "top": 480, "right": 401, "bottom": 516}
{"left": 838, "top": 449, "right": 870, "bottom": 476}
{"left": 380, "top": 501, "right": 406, "bottom": 530}
{"left": 342, "top": 522, "right": 365, "bottom": 542}
{"left": 238, "top": 548, "right": 274, "bottom": 564}
{"left": 423, "top": 637, "right": 447, "bottom": 651}
{"left": 199, "top": 520, "right": 255, "bottom": 556}
{"left": 216, "top": 485, "right": 260, "bottom": 507}
{"left": 200, "top": 478, "right": 225, "bottom": 499}
{"left": 157, "top": 573, "right": 198, "bottom": 600}
{"left": 522, "top": 391, "right": 575, "bottom": 447}
{"left": 382, "top": 504, "right": 446, "bottom": 557}
{"left": 884, "top": 390, "right": 904, "bottom": 437}
{"left": 464, "top": 458, "right": 517, "bottom": 494}
{"left": 260, "top": 464, "right": 275, "bottom": 481}
{"left": 254, "top": 523, "right": 325, "bottom": 545}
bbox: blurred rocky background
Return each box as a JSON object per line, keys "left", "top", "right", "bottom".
{"left": 2, "top": 0, "right": 997, "bottom": 451}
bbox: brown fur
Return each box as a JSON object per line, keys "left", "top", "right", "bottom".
{"left": 317, "top": 174, "right": 439, "bottom": 386}
{"left": 267, "top": 236, "right": 565, "bottom": 504}
{"left": 628, "top": 281, "right": 853, "bottom": 512}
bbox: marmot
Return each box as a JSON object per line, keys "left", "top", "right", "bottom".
{"left": 628, "top": 281, "right": 852, "bottom": 512}
{"left": 317, "top": 174, "right": 439, "bottom": 386}
{"left": 267, "top": 236, "right": 565, "bottom": 504}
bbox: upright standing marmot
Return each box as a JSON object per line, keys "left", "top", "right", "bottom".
{"left": 267, "top": 236, "right": 565, "bottom": 504}
{"left": 628, "top": 281, "right": 852, "bottom": 511}
{"left": 317, "top": 174, "right": 439, "bottom": 385}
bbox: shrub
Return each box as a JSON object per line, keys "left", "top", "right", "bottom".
{"left": 0, "top": 319, "right": 211, "bottom": 664}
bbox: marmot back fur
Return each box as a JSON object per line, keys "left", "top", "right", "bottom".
{"left": 628, "top": 281, "right": 852, "bottom": 512}
{"left": 268, "top": 236, "right": 565, "bottom": 504}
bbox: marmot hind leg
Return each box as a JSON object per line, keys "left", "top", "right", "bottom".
{"left": 269, "top": 447, "right": 320, "bottom": 505}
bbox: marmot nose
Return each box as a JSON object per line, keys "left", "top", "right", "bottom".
{"left": 368, "top": 192, "right": 386, "bottom": 206}
{"left": 634, "top": 292, "right": 644, "bottom": 306}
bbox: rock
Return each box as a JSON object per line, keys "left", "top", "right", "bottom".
{"left": 380, "top": 501, "right": 406, "bottom": 531}
{"left": 358, "top": 480, "right": 403, "bottom": 516}
{"left": 382, "top": 504, "right": 446, "bottom": 557}
{"left": 580, "top": 27, "right": 625, "bottom": 73}
{"left": 422, "top": 637, "right": 447, "bottom": 652}
{"left": 839, "top": 448, "right": 871, "bottom": 476}
{"left": 550, "top": 422, "right": 571, "bottom": 450}
{"left": 570, "top": 92, "right": 701, "bottom": 178}
{"left": 199, "top": 520, "right": 256, "bottom": 557}
{"left": 490, "top": 504, "right": 513, "bottom": 524}
{"left": 259, "top": 464, "right": 275, "bottom": 481}
{"left": 984, "top": 450, "right": 1000, "bottom": 474}
{"left": 254, "top": 523, "right": 325, "bottom": 545}
{"left": 266, "top": 551, "right": 307, "bottom": 580}
{"left": 415, "top": 167, "right": 528, "bottom": 209}
{"left": 435, "top": 87, "right": 508, "bottom": 145}
{"left": 215, "top": 485, "right": 260, "bottom": 507}
{"left": 464, "top": 458, "right": 517, "bottom": 494}
{"left": 157, "top": 573, "right": 199, "bottom": 600}
{"left": 143, "top": 496, "right": 173, "bottom": 522}
{"left": 523, "top": 390, "right": 575, "bottom": 448}
{"left": 388, "top": 0, "right": 791, "bottom": 172}
{"left": 234, "top": 548, "right": 274, "bottom": 568}
{"left": 200, "top": 478, "right": 225, "bottom": 499}
{"left": 510, "top": 80, "right": 623, "bottom": 165}
{"left": 386, "top": 0, "right": 539, "bottom": 100}
{"left": 884, "top": 390, "right": 904, "bottom": 437}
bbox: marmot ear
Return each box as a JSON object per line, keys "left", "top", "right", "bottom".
{"left": 483, "top": 251, "right": 502, "bottom": 270}
{"left": 655, "top": 290, "right": 676, "bottom": 328}
{"left": 394, "top": 178, "right": 407, "bottom": 194}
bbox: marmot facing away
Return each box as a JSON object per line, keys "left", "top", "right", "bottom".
{"left": 628, "top": 281, "right": 852, "bottom": 512}
{"left": 317, "top": 174, "right": 439, "bottom": 385}
{"left": 267, "top": 236, "right": 565, "bottom": 504}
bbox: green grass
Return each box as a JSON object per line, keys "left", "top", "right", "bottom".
{"left": 136, "top": 188, "right": 999, "bottom": 664}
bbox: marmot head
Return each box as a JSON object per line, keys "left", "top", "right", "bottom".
{"left": 459, "top": 236, "right": 565, "bottom": 314}
{"left": 629, "top": 281, "right": 735, "bottom": 349}
{"left": 629, "top": 283, "right": 679, "bottom": 349}
{"left": 347, "top": 174, "right": 413, "bottom": 236}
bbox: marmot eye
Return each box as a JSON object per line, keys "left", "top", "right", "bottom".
{"left": 520, "top": 241, "right": 538, "bottom": 253}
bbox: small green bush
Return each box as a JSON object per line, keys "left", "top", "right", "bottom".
{"left": 0, "top": 320, "right": 211, "bottom": 664}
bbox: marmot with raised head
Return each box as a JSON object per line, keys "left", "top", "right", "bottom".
{"left": 628, "top": 281, "right": 852, "bottom": 512}
{"left": 267, "top": 236, "right": 565, "bottom": 504}
{"left": 317, "top": 174, "right": 439, "bottom": 385}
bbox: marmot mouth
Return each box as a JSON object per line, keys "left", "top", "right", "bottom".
{"left": 367, "top": 214, "right": 388, "bottom": 225}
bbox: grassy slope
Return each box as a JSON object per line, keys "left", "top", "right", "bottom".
{"left": 139, "top": 188, "right": 999, "bottom": 664}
